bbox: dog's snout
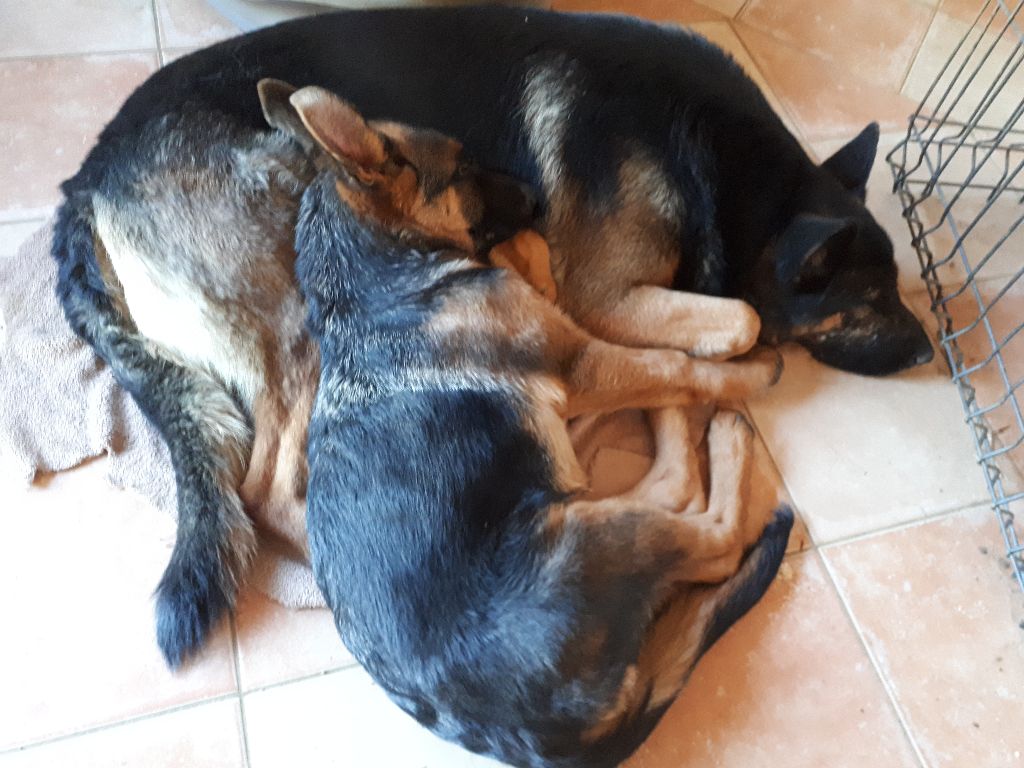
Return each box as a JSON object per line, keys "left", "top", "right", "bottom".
{"left": 481, "top": 171, "right": 537, "bottom": 224}
{"left": 473, "top": 171, "right": 539, "bottom": 250}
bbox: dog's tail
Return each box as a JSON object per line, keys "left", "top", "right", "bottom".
{"left": 581, "top": 505, "right": 794, "bottom": 768}
{"left": 52, "top": 195, "right": 255, "bottom": 668}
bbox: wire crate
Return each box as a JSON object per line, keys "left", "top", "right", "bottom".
{"left": 888, "top": 0, "right": 1024, "bottom": 591}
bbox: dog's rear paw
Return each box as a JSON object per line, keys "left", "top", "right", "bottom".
{"left": 155, "top": 558, "right": 233, "bottom": 669}
{"left": 738, "top": 346, "right": 784, "bottom": 389}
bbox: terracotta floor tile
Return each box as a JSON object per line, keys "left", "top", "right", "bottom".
{"left": 824, "top": 506, "right": 1024, "bottom": 768}
{"left": 0, "top": 462, "right": 237, "bottom": 750}
{"left": 739, "top": 0, "right": 933, "bottom": 90}
{"left": 746, "top": 336, "right": 989, "bottom": 544}
{"left": 0, "top": 699, "right": 245, "bottom": 768}
{"left": 626, "top": 552, "right": 919, "bottom": 767}
{"left": 244, "top": 666, "right": 506, "bottom": 767}
{"left": 161, "top": 47, "right": 199, "bottom": 66}
{"left": 244, "top": 555, "right": 915, "bottom": 767}
{"left": 551, "top": 0, "right": 724, "bottom": 24}
{"left": 156, "top": 0, "right": 240, "bottom": 49}
{"left": 688, "top": 21, "right": 804, "bottom": 140}
{"left": 942, "top": 0, "right": 1000, "bottom": 23}
{"left": 903, "top": 11, "right": 1024, "bottom": 128}
{"left": 0, "top": 219, "right": 46, "bottom": 259}
{"left": 736, "top": 23, "right": 919, "bottom": 142}
{"left": 234, "top": 587, "right": 355, "bottom": 691}
{"left": 0, "top": 0, "right": 156, "bottom": 58}
{"left": 0, "top": 54, "right": 157, "bottom": 222}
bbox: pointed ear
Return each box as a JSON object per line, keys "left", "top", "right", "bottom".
{"left": 776, "top": 214, "right": 856, "bottom": 291}
{"left": 821, "top": 122, "right": 879, "bottom": 201}
{"left": 257, "top": 78, "right": 315, "bottom": 151}
{"left": 288, "top": 86, "right": 387, "bottom": 174}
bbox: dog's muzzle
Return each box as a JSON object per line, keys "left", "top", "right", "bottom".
{"left": 472, "top": 171, "right": 539, "bottom": 251}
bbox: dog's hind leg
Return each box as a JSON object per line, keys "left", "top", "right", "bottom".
{"left": 624, "top": 408, "right": 706, "bottom": 517}
{"left": 637, "top": 505, "right": 794, "bottom": 714}
{"left": 53, "top": 203, "right": 255, "bottom": 667}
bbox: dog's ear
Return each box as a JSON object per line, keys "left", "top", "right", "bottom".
{"left": 257, "top": 78, "right": 316, "bottom": 151}
{"left": 776, "top": 214, "right": 856, "bottom": 292}
{"left": 821, "top": 122, "right": 879, "bottom": 201}
{"left": 288, "top": 86, "right": 387, "bottom": 178}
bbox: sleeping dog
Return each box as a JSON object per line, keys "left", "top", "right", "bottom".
{"left": 53, "top": 7, "right": 924, "bottom": 666}
{"left": 284, "top": 82, "right": 793, "bottom": 768}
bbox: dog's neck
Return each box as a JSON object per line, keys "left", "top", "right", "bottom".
{"left": 295, "top": 174, "right": 447, "bottom": 304}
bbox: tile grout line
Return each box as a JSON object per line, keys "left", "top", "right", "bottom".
{"left": 816, "top": 549, "right": 932, "bottom": 768}
{"left": 817, "top": 497, "right": 993, "bottom": 550}
{"left": 0, "top": 692, "right": 240, "bottom": 758}
{"left": 0, "top": 657, "right": 363, "bottom": 759}
{"left": 243, "top": 660, "right": 362, "bottom": 696}
{"left": 0, "top": 48, "right": 159, "bottom": 64}
{"left": 0, "top": 216, "right": 49, "bottom": 227}
{"left": 229, "top": 614, "right": 253, "bottom": 768}
{"left": 726, "top": 20, "right": 811, "bottom": 148}
{"left": 899, "top": 2, "right": 942, "bottom": 95}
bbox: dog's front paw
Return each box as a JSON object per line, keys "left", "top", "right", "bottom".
{"left": 154, "top": 556, "right": 233, "bottom": 669}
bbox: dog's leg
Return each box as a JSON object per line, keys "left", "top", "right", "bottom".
{"left": 624, "top": 408, "right": 706, "bottom": 516}
{"left": 585, "top": 286, "right": 761, "bottom": 359}
{"left": 560, "top": 410, "right": 753, "bottom": 587}
{"left": 675, "top": 409, "right": 754, "bottom": 582}
{"left": 564, "top": 338, "right": 781, "bottom": 418}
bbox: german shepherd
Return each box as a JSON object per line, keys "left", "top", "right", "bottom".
{"left": 53, "top": 7, "right": 926, "bottom": 666}
{"left": 283, "top": 81, "right": 793, "bottom": 768}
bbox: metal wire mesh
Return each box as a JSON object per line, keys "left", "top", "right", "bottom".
{"left": 888, "top": 0, "right": 1024, "bottom": 591}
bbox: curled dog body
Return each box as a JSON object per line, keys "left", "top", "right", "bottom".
{"left": 53, "top": 7, "right": 905, "bottom": 664}
{"left": 284, "top": 85, "right": 792, "bottom": 768}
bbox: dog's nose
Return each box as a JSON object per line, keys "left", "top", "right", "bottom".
{"left": 480, "top": 171, "right": 538, "bottom": 227}
{"left": 473, "top": 171, "right": 540, "bottom": 252}
{"left": 914, "top": 338, "right": 935, "bottom": 366}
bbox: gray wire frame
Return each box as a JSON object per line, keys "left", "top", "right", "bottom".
{"left": 888, "top": 0, "right": 1024, "bottom": 591}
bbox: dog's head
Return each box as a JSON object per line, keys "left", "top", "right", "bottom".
{"left": 258, "top": 79, "right": 536, "bottom": 254}
{"left": 752, "top": 124, "right": 934, "bottom": 376}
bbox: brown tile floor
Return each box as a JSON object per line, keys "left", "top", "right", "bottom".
{"left": 1, "top": 1, "right": 1019, "bottom": 766}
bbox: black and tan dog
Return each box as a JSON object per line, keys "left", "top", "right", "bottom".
{"left": 281, "top": 82, "right": 792, "bottom": 768}
{"left": 53, "top": 7, "right": 927, "bottom": 666}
